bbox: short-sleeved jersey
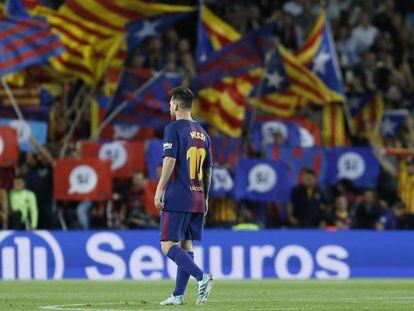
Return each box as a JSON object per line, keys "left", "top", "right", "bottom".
{"left": 162, "top": 119, "right": 212, "bottom": 213}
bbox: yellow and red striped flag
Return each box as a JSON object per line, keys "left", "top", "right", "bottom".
{"left": 322, "top": 103, "right": 348, "bottom": 146}
{"left": 296, "top": 10, "right": 347, "bottom": 146}
{"left": 249, "top": 45, "right": 339, "bottom": 118}
{"left": 194, "top": 4, "right": 252, "bottom": 137}
{"left": 348, "top": 92, "right": 384, "bottom": 140}
{"left": 36, "top": 1, "right": 194, "bottom": 85}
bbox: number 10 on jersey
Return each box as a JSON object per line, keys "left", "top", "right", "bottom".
{"left": 186, "top": 147, "right": 206, "bottom": 181}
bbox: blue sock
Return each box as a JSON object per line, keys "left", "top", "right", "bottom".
{"left": 167, "top": 245, "right": 203, "bottom": 282}
{"left": 173, "top": 251, "right": 194, "bottom": 296}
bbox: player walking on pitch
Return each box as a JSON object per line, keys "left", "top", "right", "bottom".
{"left": 154, "top": 87, "right": 214, "bottom": 305}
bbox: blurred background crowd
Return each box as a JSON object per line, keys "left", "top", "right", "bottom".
{"left": 0, "top": 0, "right": 414, "bottom": 231}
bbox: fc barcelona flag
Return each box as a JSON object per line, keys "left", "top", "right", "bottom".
{"left": 109, "top": 69, "right": 182, "bottom": 129}
{"left": 266, "top": 146, "right": 326, "bottom": 184}
{"left": 82, "top": 141, "right": 145, "bottom": 179}
{"left": 0, "top": 126, "right": 18, "bottom": 167}
{"left": 0, "top": 17, "right": 64, "bottom": 77}
{"left": 54, "top": 158, "right": 112, "bottom": 201}
{"left": 210, "top": 137, "right": 242, "bottom": 167}
{"left": 234, "top": 159, "right": 290, "bottom": 203}
{"left": 326, "top": 147, "right": 380, "bottom": 188}
{"left": 91, "top": 96, "right": 155, "bottom": 140}
{"left": 196, "top": 23, "right": 273, "bottom": 90}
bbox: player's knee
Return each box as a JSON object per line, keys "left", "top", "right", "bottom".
{"left": 180, "top": 240, "right": 193, "bottom": 252}
{"left": 161, "top": 242, "right": 176, "bottom": 256}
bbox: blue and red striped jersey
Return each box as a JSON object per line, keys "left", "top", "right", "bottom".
{"left": 162, "top": 119, "right": 212, "bottom": 214}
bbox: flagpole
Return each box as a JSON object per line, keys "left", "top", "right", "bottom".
{"left": 1, "top": 78, "right": 25, "bottom": 122}
{"left": 342, "top": 98, "right": 355, "bottom": 136}
{"left": 244, "top": 36, "right": 276, "bottom": 157}
{"left": 91, "top": 69, "right": 165, "bottom": 140}
{"left": 60, "top": 35, "right": 127, "bottom": 157}
{"left": 59, "top": 86, "right": 95, "bottom": 158}
{"left": 246, "top": 50, "right": 273, "bottom": 132}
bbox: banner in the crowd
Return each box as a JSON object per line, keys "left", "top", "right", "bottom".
{"left": 252, "top": 120, "right": 301, "bottom": 151}
{"left": 146, "top": 138, "right": 163, "bottom": 180}
{"left": 290, "top": 117, "right": 321, "bottom": 147}
{"left": 53, "top": 158, "right": 112, "bottom": 201}
{"left": 82, "top": 141, "right": 145, "bottom": 179}
{"left": 326, "top": 147, "right": 380, "bottom": 188}
{"left": 266, "top": 147, "right": 326, "bottom": 183}
{"left": 211, "top": 167, "right": 234, "bottom": 197}
{"left": 1, "top": 230, "right": 413, "bottom": 280}
{"left": 234, "top": 159, "right": 290, "bottom": 203}
{"left": 101, "top": 124, "right": 155, "bottom": 141}
{"left": 0, "top": 119, "right": 47, "bottom": 152}
{"left": 210, "top": 137, "right": 242, "bottom": 167}
{"left": 0, "top": 126, "right": 18, "bottom": 167}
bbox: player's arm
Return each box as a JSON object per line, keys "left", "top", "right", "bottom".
{"left": 154, "top": 157, "right": 176, "bottom": 210}
{"left": 155, "top": 125, "right": 178, "bottom": 210}
{"left": 203, "top": 139, "right": 213, "bottom": 215}
{"left": 202, "top": 167, "right": 212, "bottom": 200}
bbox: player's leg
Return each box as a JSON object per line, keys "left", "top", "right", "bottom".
{"left": 159, "top": 211, "right": 204, "bottom": 305}
{"left": 187, "top": 213, "right": 214, "bottom": 304}
{"left": 172, "top": 240, "right": 194, "bottom": 297}
{"left": 159, "top": 241, "right": 186, "bottom": 305}
{"left": 161, "top": 221, "right": 203, "bottom": 281}
{"left": 159, "top": 211, "right": 184, "bottom": 305}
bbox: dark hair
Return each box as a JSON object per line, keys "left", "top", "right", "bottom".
{"left": 169, "top": 87, "right": 194, "bottom": 109}
{"left": 300, "top": 167, "right": 316, "bottom": 176}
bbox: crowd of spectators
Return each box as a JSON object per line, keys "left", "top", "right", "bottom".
{"left": 1, "top": 0, "right": 414, "bottom": 231}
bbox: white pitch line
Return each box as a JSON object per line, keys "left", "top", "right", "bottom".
{"left": 39, "top": 303, "right": 306, "bottom": 311}
{"left": 39, "top": 302, "right": 151, "bottom": 311}
{"left": 39, "top": 296, "right": 414, "bottom": 311}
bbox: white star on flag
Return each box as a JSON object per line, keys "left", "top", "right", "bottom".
{"left": 349, "top": 97, "right": 362, "bottom": 110}
{"left": 266, "top": 71, "right": 284, "bottom": 89}
{"left": 199, "top": 51, "right": 207, "bottom": 63}
{"left": 313, "top": 51, "right": 331, "bottom": 75}
{"left": 381, "top": 118, "right": 397, "bottom": 135}
{"left": 134, "top": 20, "right": 159, "bottom": 39}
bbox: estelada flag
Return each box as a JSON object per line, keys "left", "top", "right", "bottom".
{"left": 54, "top": 158, "right": 112, "bottom": 201}
{"left": 0, "top": 126, "right": 18, "bottom": 167}
{"left": 82, "top": 141, "right": 145, "bottom": 179}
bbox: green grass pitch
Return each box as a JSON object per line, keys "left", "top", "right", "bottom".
{"left": 1, "top": 279, "right": 414, "bottom": 310}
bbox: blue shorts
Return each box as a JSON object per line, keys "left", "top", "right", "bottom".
{"left": 160, "top": 211, "right": 204, "bottom": 242}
